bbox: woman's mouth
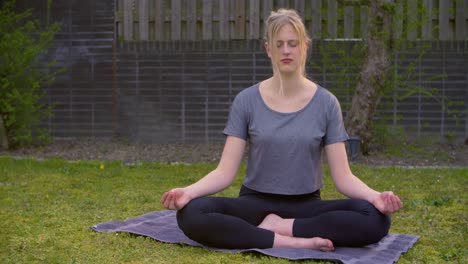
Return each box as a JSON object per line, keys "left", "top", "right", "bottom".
{"left": 281, "top": 59, "right": 293, "bottom": 64}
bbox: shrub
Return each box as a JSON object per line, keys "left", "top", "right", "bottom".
{"left": 0, "top": 0, "right": 64, "bottom": 149}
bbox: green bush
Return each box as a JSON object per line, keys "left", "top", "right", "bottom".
{"left": 0, "top": 0, "right": 63, "bottom": 149}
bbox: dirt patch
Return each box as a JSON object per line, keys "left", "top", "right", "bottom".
{"left": 1, "top": 138, "right": 466, "bottom": 167}
{"left": 0, "top": 139, "right": 225, "bottom": 164}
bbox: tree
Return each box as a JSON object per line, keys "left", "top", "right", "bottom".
{"left": 0, "top": 0, "right": 63, "bottom": 149}
{"left": 344, "top": 0, "right": 395, "bottom": 154}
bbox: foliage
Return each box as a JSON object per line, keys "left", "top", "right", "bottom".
{"left": 0, "top": 0, "right": 63, "bottom": 149}
{"left": 0, "top": 156, "right": 467, "bottom": 263}
{"left": 310, "top": 40, "right": 364, "bottom": 111}
{"left": 311, "top": 1, "right": 465, "bottom": 153}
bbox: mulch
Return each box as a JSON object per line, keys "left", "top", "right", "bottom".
{"left": 1, "top": 138, "right": 466, "bottom": 167}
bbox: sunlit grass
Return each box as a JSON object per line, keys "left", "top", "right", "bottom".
{"left": 0, "top": 156, "right": 466, "bottom": 263}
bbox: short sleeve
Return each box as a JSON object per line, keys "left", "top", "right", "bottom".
{"left": 223, "top": 93, "right": 249, "bottom": 140}
{"left": 323, "top": 94, "right": 349, "bottom": 145}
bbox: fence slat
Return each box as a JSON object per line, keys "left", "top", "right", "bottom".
{"left": 235, "top": 0, "right": 245, "bottom": 39}
{"left": 360, "top": 5, "right": 368, "bottom": 38}
{"left": 439, "top": 0, "right": 451, "bottom": 40}
{"left": 138, "top": 0, "right": 149, "bottom": 40}
{"left": 123, "top": 0, "right": 133, "bottom": 40}
{"left": 117, "top": 0, "right": 124, "bottom": 39}
{"left": 154, "top": 0, "right": 164, "bottom": 40}
{"left": 393, "top": 1, "right": 403, "bottom": 39}
{"left": 219, "top": 0, "right": 229, "bottom": 40}
{"left": 407, "top": 0, "right": 418, "bottom": 40}
{"left": 293, "top": 0, "right": 305, "bottom": 17}
{"left": 328, "top": 0, "right": 338, "bottom": 38}
{"left": 422, "top": 0, "right": 433, "bottom": 40}
{"left": 118, "top": 0, "right": 464, "bottom": 41}
{"left": 171, "top": 0, "right": 181, "bottom": 40}
{"left": 187, "top": 0, "right": 197, "bottom": 40}
{"left": 277, "top": 0, "right": 288, "bottom": 8}
{"left": 229, "top": 0, "right": 236, "bottom": 39}
{"left": 262, "top": 0, "right": 273, "bottom": 40}
{"left": 455, "top": 0, "right": 466, "bottom": 40}
{"left": 249, "top": 0, "right": 260, "bottom": 39}
{"left": 344, "top": 5, "right": 354, "bottom": 38}
{"left": 311, "top": 0, "right": 322, "bottom": 39}
{"left": 263, "top": 0, "right": 273, "bottom": 23}
{"left": 203, "top": 0, "right": 213, "bottom": 40}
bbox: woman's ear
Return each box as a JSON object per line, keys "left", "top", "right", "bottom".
{"left": 264, "top": 42, "right": 272, "bottom": 58}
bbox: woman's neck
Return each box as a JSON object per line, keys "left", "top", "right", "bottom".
{"left": 271, "top": 73, "right": 307, "bottom": 97}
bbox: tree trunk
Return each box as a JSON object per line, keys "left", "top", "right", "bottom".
{"left": 344, "top": 0, "right": 394, "bottom": 154}
{"left": 0, "top": 116, "right": 9, "bottom": 150}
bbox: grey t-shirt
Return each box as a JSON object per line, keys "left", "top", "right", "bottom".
{"left": 223, "top": 83, "right": 349, "bottom": 195}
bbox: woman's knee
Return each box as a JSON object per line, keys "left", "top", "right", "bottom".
{"left": 364, "top": 201, "right": 392, "bottom": 243}
{"left": 176, "top": 198, "right": 206, "bottom": 231}
{"left": 176, "top": 197, "right": 220, "bottom": 241}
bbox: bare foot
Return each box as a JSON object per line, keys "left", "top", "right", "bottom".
{"left": 258, "top": 213, "right": 283, "bottom": 231}
{"left": 299, "top": 237, "right": 335, "bottom": 252}
{"left": 258, "top": 213, "right": 294, "bottom": 236}
{"left": 260, "top": 214, "right": 335, "bottom": 251}
{"left": 274, "top": 234, "right": 335, "bottom": 251}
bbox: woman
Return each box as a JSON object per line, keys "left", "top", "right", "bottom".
{"left": 161, "top": 9, "right": 402, "bottom": 251}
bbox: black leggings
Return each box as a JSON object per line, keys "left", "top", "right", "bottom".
{"left": 177, "top": 185, "right": 390, "bottom": 249}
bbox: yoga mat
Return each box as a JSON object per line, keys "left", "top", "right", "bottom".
{"left": 92, "top": 210, "right": 418, "bottom": 263}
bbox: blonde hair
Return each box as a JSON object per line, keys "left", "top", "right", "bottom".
{"left": 264, "top": 9, "right": 311, "bottom": 78}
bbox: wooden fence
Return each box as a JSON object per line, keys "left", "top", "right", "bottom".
{"left": 115, "top": 0, "right": 468, "bottom": 41}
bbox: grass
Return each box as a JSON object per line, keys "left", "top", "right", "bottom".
{"left": 0, "top": 156, "right": 466, "bottom": 263}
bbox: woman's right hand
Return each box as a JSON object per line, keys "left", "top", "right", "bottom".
{"left": 160, "top": 188, "right": 192, "bottom": 210}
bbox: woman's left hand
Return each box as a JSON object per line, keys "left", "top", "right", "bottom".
{"left": 371, "top": 191, "right": 403, "bottom": 215}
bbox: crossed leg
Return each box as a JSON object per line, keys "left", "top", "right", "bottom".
{"left": 177, "top": 188, "right": 389, "bottom": 250}
{"left": 258, "top": 214, "right": 334, "bottom": 251}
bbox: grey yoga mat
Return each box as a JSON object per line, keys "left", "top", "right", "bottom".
{"left": 92, "top": 210, "right": 418, "bottom": 264}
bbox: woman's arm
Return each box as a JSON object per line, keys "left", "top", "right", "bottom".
{"left": 325, "top": 142, "right": 402, "bottom": 214}
{"left": 161, "top": 135, "right": 246, "bottom": 210}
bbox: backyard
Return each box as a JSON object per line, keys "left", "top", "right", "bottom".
{"left": 0, "top": 140, "right": 466, "bottom": 263}
{"left": 1, "top": 0, "right": 466, "bottom": 262}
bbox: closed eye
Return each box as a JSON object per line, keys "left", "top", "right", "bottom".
{"left": 276, "top": 40, "right": 299, "bottom": 48}
{"left": 288, "top": 40, "right": 298, "bottom": 47}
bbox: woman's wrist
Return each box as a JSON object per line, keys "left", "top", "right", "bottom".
{"left": 367, "top": 191, "right": 382, "bottom": 205}
{"left": 182, "top": 186, "right": 196, "bottom": 200}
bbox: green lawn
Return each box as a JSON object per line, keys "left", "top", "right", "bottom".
{"left": 0, "top": 156, "right": 466, "bottom": 263}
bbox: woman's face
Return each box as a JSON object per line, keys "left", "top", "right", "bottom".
{"left": 266, "top": 23, "right": 303, "bottom": 75}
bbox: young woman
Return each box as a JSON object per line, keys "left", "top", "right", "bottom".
{"left": 161, "top": 9, "right": 402, "bottom": 251}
